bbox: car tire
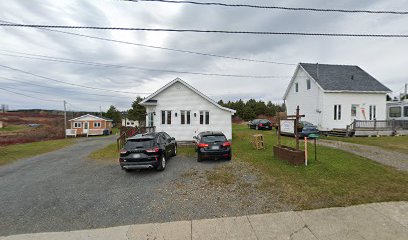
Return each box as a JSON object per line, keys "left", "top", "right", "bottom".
{"left": 197, "top": 154, "right": 202, "bottom": 162}
{"left": 173, "top": 145, "right": 177, "bottom": 156}
{"left": 156, "top": 154, "right": 166, "bottom": 171}
{"left": 256, "top": 125, "right": 259, "bottom": 130}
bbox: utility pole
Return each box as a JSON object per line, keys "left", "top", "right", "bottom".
{"left": 405, "top": 83, "right": 407, "bottom": 100}
{"left": 99, "top": 106, "right": 102, "bottom": 117}
{"left": 63, "top": 100, "right": 67, "bottom": 138}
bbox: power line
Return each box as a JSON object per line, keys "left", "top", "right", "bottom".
{"left": 1, "top": 23, "right": 408, "bottom": 38}
{"left": 0, "top": 87, "right": 61, "bottom": 102}
{"left": 0, "top": 51, "right": 292, "bottom": 78}
{"left": 0, "top": 20, "right": 295, "bottom": 66}
{"left": 1, "top": 84, "right": 133, "bottom": 105}
{"left": 132, "top": 0, "right": 408, "bottom": 15}
{"left": 0, "top": 77, "right": 138, "bottom": 99}
{"left": 0, "top": 64, "right": 152, "bottom": 95}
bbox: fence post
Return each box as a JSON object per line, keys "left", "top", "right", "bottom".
{"left": 374, "top": 119, "right": 377, "bottom": 130}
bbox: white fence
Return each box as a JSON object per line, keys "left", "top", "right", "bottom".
{"left": 66, "top": 129, "right": 77, "bottom": 137}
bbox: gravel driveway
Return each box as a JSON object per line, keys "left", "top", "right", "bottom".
{"left": 0, "top": 137, "right": 287, "bottom": 237}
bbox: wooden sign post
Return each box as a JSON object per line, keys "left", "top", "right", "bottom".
{"left": 274, "top": 106, "right": 306, "bottom": 166}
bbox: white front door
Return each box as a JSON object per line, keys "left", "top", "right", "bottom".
{"left": 83, "top": 122, "right": 89, "bottom": 134}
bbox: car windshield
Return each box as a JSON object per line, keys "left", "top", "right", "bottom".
{"left": 124, "top": 138, "right": 154, "bottom": 150}
{"left": 202, "top": 135, "right": 227, "bottom": 143}
{"left": 259, "top": 120, "right": 270, "bottom": 124}
{"left": 301, "top": 121, "right": 313, "bottom": 126}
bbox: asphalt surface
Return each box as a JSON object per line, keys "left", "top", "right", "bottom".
{"left": 0, "top": 136, "right": 229, "bottom": 237}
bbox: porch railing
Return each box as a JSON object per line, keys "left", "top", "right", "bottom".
{"left": 349, "top": 120, "right": 408, "bottom": 132}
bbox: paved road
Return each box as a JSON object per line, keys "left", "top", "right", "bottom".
{"left": 0, "top": 136, "right": 229, "bottom": 237}
{"left": 318, "top": 139, "right": 408, "bottom": 172}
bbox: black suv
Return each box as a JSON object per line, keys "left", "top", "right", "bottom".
{"left": 249, "top": 119, "right": 272, "bottom": 130}
{"left": 119, "top": 132, "right": 177, "bottom": 171}
{"left": 193, "top": 131, "right": 231, "bottom": 162}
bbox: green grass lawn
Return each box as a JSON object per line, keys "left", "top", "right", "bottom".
{"left": 0, "top": 125, "right": 28, "bottom": 132}
{"left": 88, "top": 143, "right": 118, "bottom": 161}
{"left": 324, "top": 135, "right": 408, "bottom": 155}
{"left": 0, "top": 138, "right": 75, "bottom": 165}
{"left": 232, "top": 124, "right": 408, "bottom": 209}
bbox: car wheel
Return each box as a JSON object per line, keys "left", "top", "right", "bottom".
{"left": 256, "top": 125, "right": 259, "bottom": 130}
{"left": 157, "top": 154, "right": 166, "bottom": 171}
{"left": 173, "top": 145, "right": 177, "bottom": 156}
{"left": 197, "top": 154, "right": 202, "bottom": 162}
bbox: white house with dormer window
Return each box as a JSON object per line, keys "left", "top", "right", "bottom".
{"left": 283, "top": 63, "right": 391, "bottom": 131}
{"left": 139, "top": 78, "right": 236, "bottom": 141}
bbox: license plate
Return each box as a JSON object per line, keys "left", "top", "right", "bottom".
{"left": 132, "top": 154, "right": 141, "bottom": 158}
{"left": 211, "top": 146, "right": 219, "bottom": 150}
{"left": 265, "top": 126, "right": 269, "bottom": 129}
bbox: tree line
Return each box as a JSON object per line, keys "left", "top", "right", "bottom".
{"left": 218, "top": 99, "right": 285, "bottom": 121}
{"left": 104, "top": 98, "right": 285, "bottom": 126}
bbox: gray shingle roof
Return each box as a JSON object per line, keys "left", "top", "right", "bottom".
{"left": 299, "top": 63, "right": 391, "bottom": 92}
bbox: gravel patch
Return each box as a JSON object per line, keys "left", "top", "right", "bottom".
{"left": 155, "top": 159, "right": 295, "bottom": 221}
{"left": 0, "top": 139, "right": 293, "bottom": 237}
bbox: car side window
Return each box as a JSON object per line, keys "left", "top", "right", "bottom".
{"left": 163, "top": 133, "right": 171, "bottom": 139}
{"left": 160, "top": 134, "right": 167, "bottom": 143}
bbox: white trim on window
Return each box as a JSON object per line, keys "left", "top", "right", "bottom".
{"left": 94, "top": 122, "right": 101, "bottom": 128}
{"left": 73, "top": 122, "right": 82, "bottom": 128}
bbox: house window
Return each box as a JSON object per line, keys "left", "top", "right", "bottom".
{"left": 307, "top": 79, "right": 311, "bottom": 90}
{"left": 148, "top": 113, "right": 154, "bottom": 127}
{"left": 181, "top": 111, "right": 185, "bottom": 124}
{"left": 94, "top": 122, "right": 101, "bottom": 128}
{"left": 351, "top": 104, "right": 358, "bottom": 117}
{"left": 167, "top": 111, "right": 172, "bottom": 124}
{"left": 389, "top": 107, "right": 401, "bottom": 118}
{"left": 369, "top": 105, "right": 376, "bottom": 120}
{"left": 200, "top": 111, "right": 210, "bottom": 125}
{"left": 180, "top": 111, "right": 191, "bottom": 125}
{"left": 74, "top": 122, "right": 82, "bottom": 128}
{"left": 404, "top": 106, "right": 408, "bottom": 117}
{"left": 161, "top": 110, "right": 172, "bottom": 125}
{"left": 334, "top": 105, "right": 341, "bottom": 120}
{"left": 295, "top": 83, "right": 299, "bottom": 92}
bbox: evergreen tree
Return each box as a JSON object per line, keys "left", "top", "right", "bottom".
{"left": 128, "top": 97, "right": 146, "bottom": 126}
{"left": 105, "top": 105, "right": 122, "bottom": 125}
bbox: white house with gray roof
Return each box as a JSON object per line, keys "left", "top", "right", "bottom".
{"left": 283, "top": 63, "right": 391, "bottom": 131}
{"left": 140, "top": 78, "right": 236, "bottom": 141}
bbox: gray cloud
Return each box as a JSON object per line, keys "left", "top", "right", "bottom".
{"left": 0, "top": 0, "right": 407, "bottom": 111}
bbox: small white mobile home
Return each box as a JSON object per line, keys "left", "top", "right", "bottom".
{"left": 140, "top": 78, "right": 236, "bottom": 141}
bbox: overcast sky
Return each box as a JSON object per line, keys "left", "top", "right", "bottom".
{"left": 0, "top": 0, "right": 407, "bottom": 111}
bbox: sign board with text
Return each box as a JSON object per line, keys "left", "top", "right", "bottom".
{"left": 280, "top": 119, "right": 295, "bottom": 135}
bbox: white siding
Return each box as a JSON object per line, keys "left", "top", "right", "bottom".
{"left": 321, "top": 93, "right": 387, "bottom": 130}
{"left": 285, "top": 68, "right": 324, "bottom": 128}
{"left": 285, "top": 68, "right": 387, "bottom": 131}
{"left": 144, "top": 82, "right": 233, "bottom": 141}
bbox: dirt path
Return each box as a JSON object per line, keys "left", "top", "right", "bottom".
{"left": 318, "top": 139, "right": 408, "bottom": 172}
